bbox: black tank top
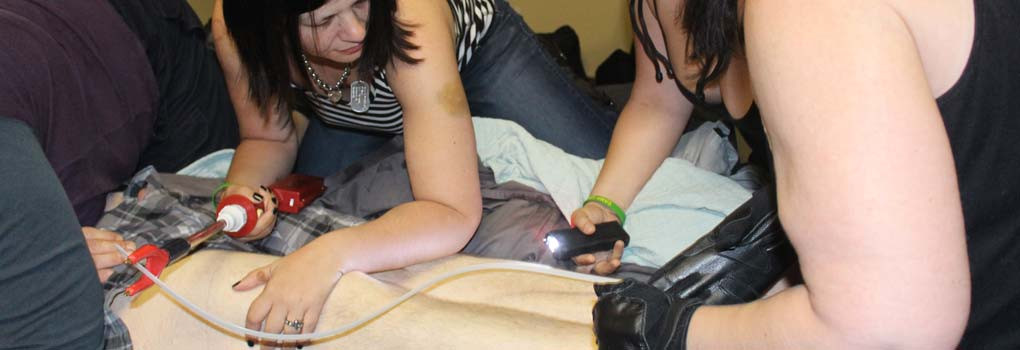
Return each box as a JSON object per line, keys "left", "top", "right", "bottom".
{"left": 631, "top": 0, "right": 1020, "bottom": 345}
{"left": 937, "top": 1, "right": 1020, "bottom": 347}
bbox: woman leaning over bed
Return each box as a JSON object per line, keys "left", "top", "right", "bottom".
{"left": 210, "top": 0, "right": 617, "bottom": 339}
{"left": 588, "top": 0, "right": 1019, "bottom": 349}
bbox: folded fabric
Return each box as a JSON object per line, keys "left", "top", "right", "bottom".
{"left": 174, "top": 148, "right": 235, "bottom": 178}
{"left": 472, "top": 117, "right": 751, "bottom": 268}
{"left": 672, "top": 120, "right": 739, "bottom": 176}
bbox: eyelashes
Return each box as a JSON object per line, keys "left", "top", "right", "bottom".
{"left": 313, "top": 15, "right": 334, "bottom": 27}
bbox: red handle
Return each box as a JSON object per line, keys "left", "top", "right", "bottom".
{"left": 124, "top": 244, "right": 170, "bottom": 296}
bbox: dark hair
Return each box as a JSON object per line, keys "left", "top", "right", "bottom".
{"left": 679, "top": 0, "right": 742, "bottom": 91}
{"left": 223, "top": 0, "right": 421, "bottom": 114}
{"left": 629, "top": 0, "right": 741, "bottom": 99}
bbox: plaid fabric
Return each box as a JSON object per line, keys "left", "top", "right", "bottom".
{"left": 97, "top": 167, "right": 364, "bottom": 349}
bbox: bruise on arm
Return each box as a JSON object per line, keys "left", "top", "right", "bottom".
{"left": 437, "top": 78, "right": 470, "bottom": 119}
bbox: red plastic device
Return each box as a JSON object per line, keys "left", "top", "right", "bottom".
{"left": 215, "top": 174, "right": 325, "bottom": 238}
{"left": 268, "top": 174, "right": 326, "bottom": 214}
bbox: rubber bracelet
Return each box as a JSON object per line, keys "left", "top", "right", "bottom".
{"left": 584, "top": 195, "right": 626, "bottom": 226}
{"left": 211, "top": 181, "right": 231, "bottom": 208}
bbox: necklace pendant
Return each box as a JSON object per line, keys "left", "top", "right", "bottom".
{"left": 349, "top": 80, "right": 371, "bottom": 113}
{"left": 328, "top": 91, "right": 343, "bottom": 104}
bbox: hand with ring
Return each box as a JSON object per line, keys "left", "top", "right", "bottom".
{"left": 233, "top": 236, "right": 343, "bottom": 347}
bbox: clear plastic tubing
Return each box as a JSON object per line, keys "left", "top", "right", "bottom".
{"left": 114, "top": 245, "right": 620, "bottom": 342}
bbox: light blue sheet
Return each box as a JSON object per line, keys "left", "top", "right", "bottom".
{"left": 175, "top": 149, "right": 234, "bottom": 178}
{"left": 472, "top": 117, "right": 751, "bottom": 268}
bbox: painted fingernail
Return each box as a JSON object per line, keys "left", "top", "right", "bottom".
{"left": 252, "top": 193, "right": 264, "bottom": 202}
{"left": 246, "top": 340, "right": 254, "bottom": 347}
{"left": 232, "top": 280, "right": 240, "bottom": 288}
{"left": 260, "top": 186, "right": 269, "bottom": 191}
{"left": 273, "top": 208, "right": 279, "bottom": 215}
{"left": 297, "top": 345, "right": 303, "bottom": 349}
{"left": 272, "top": 197, "right": 278, "bottom": 204}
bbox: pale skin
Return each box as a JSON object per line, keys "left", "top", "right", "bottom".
{"left": 577, "top": 0, "right": 973, "bottom": 348}
{"left": 81, "top": 227, "right": 136, "bottom": 283}
{"left": 211, "top": 0, "right": 481, "bottom": 342}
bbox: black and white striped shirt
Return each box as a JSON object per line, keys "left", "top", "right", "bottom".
{"left": 299, "top": 0, "right": 495, "bottom": 134}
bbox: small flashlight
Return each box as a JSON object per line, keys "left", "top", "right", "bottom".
{"left": 544, "top": 222, "right": 631, "bottom": 260}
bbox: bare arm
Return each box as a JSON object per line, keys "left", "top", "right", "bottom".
{"left": 687, "top": 0, "right": 970, "bottom": 348}
{"left": 569, "top": 1, "right": 694, "bottom": 274}
{"left": 315, "top": 0, "right": 483, "bottom": 273}
{"left": 212, "top": 0, "right": 303, "bottom": 190}
{"left": 574, "top": 0, "right": 695, "bottom": 224}
{"left": 231, "top": 0, "right": 482, "bottom": 335}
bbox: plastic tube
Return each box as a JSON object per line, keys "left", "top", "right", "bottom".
{"left": 114, "top": 245, "right": 620, "bottom": 342}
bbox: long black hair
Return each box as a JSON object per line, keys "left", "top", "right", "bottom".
{"left": 223, "top": 0, "right": 421, "bottom": 114}
{"left": 630, "top": 0, "right": 741, "bottom": 100}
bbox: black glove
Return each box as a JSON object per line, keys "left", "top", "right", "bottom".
{"left": 593, "top": 279, "right": 702, "bottom": 350}
{"left": 647, "top": 185, "right": 796, "bottom": 305}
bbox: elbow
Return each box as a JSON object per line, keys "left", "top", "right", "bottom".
{"left": 816, "top": 290, "right": 970, "bottom": 349}
{"left": 452, "top": 204, "right": 482, "bottom": 249}
{"left": 443, "top": 199, "right": 481, "bottom": 252}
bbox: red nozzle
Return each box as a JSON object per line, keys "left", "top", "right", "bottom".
{"left": 216, "top": 194, "right": 263, "bottom": 238}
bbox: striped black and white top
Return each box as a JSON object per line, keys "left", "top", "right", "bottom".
{"left": 298, "top": 0, "right": 495, "bottom": 134}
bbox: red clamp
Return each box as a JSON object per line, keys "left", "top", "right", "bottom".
{"left": 123, "top": 238, "right": 191, "bottom": 296}
{"left": 123, "top": 244, "right": 170, "bottom": 296}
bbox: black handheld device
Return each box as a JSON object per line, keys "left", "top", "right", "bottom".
{"left": 544, "top": 222, "right": 631, "bottom": 260}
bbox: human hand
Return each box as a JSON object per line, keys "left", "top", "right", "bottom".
{"left": 592, "top": 279, "right": 702, "bottom": 350}
{"left": 569, "top": 202, "right": 625, "bottom": 275}
{"left": 220, "top": 184, "right": 278, "bottom": 241}
{"left": 82, "top": 227, "right": 136, "bottom": 283}
{"left": 232, "top": 239, "right": 343, "bottom": 346}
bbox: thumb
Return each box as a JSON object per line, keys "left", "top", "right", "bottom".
{"left": 232, "top": 264, "right": 273, "bottom": 291}
{"left": 571, "top": 209, "right": 596, "bottom": 235}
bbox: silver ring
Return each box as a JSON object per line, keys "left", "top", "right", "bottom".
{"left": 284, "top": 319, "right": 304, "bottom": 331}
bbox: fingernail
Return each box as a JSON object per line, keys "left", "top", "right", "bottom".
{"left": 272, "top": 197, "right": 278, "bottom": 204}
{"left": 232, "top": 280, "right": 240, "bottom": 288}
{"left": 246, "top": 340, "right": 254, "bottom": 347}
{"left": 252, "top": 193, "right": 264, "bottom": 202}
{"left": 260, "top": 186, "right": 269, "bottom": 191}
{"left": 273, "top": 208, "right": 279, "bottom": 215}
{"left": 297, "top": 345, "right": 304, "bottom": 349}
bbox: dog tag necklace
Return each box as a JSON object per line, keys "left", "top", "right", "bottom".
{"left": 348, "top": 79, "right": 371, "bottom": 113}
{"left": 301, "top": 54, "right": 349, "bottom": 104}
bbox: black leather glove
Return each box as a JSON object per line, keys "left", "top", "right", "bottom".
{"left": 593, "top": 279, "right": 702, "bottom": 350}
{"left": 647, "top": 185, "right": 796, "bottom": 305}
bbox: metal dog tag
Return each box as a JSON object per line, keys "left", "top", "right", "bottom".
{"left": 349, "top": 80, "right": 371, "bottom": 113}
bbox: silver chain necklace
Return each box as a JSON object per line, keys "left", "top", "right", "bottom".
{"left": 299, "top": 54, "right": 372, "bottom": 113}
{"left": 300, "top": 53, "right": 349, "bottom": 104}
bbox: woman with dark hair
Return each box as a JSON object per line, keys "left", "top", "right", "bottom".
{"left": 579, "top": 0, "right": 1019, "bottom": 349}
{"left": 210, "top": 0, "right": 618, "bottom": 339}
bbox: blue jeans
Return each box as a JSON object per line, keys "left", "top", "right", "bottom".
{"left": 0, "top": 117, "right": 105, "bottom": 350}
{"left": 295, "top": 0, "right": 618, "bottom": 177}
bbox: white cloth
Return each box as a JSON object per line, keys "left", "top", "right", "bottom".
{"left": 472, "top": 117, "right": 751, "bottom": 267}
{"left": 115, "top": 251, "right": 599, "bottom": 349}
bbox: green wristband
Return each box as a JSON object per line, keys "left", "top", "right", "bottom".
{"left": 211, "top": 181, "right": 231, "bottom": 208}
{"left": 584, "top": 195, "right": 626, "bottom": 226}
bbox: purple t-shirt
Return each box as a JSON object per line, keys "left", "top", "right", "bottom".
{"left": 0, "top": 0, "right": 157, "bottom": 226}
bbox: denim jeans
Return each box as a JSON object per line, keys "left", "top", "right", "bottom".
{"left": 0, "top": 117, "right": 105, "bottom": 350}
{"left": 295, "top": 0, "right": 618, "bottom": 177}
